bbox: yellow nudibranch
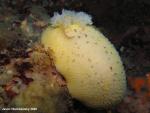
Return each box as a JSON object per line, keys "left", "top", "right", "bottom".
{"left": 41, "top": 10, "right": 127, "bottom": 108}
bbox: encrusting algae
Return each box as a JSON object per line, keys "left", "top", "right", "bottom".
{"left": 0, "top": 44, "right": 70, "bottom": 113}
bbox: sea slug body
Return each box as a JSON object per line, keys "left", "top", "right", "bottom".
{"left": 41, "top": 9, "right": 127, "bottom": 108}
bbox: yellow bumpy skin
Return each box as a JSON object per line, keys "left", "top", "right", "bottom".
{"left": 41, "top": 10, "right": 127, "bottom": 108}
